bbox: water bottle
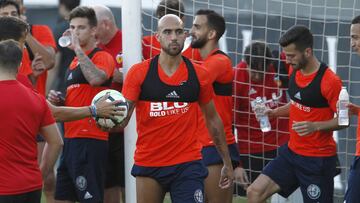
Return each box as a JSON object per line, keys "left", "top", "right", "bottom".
{"left": 58, "top": 36, "right": 71, "bottom": 47}
{"left": 338, "top": 86, "right": 349, "bottom": 126}
{"left": 253, "top": 97, "right": 271, "bottom": 132}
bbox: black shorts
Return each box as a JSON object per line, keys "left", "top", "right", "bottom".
{"left": 201, "top": 143, "right": 240, "bottom": 168}
{"left": 234, "top": 148, "right": 278, "bottom": 196}
{"left": 0, "top": 189, "right": 41, "bottom": 203}
{"left": 262, "top": 144, "right": 337, "bottom": 202}
{"left": 36, "top": 134, "right": 45, "bottom": 142}
{"left": 105, "top": 132, "right": 125, "bottom": 188}
{"left": 55, "top": 138, "right": 108, "bottom": 202}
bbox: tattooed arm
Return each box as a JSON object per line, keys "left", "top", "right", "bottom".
{"left": 74, "top": 47, "right": 108, "bottom": 86}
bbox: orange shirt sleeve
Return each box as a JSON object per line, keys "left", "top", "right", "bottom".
{"left": 122, "top": 62, "right": 148, "bottom": 102}
{"left": 321, "top": 69, "right": 342, "bottom": 112}
{"left": 194, "top": 64, "right": 214, "bottom": 104}
{"left": 92, "top": 51, "right": 116, "bottom": 79}
{"left": 32, "top": 25, "right": 56, "bottom": 49}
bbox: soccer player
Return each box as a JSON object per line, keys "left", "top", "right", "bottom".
{"left": 233, "top": 41, "right": 289, "bottom": 195}
{"left": 246, "top": 25, "right": 345, "bottom": 203}
{"left": 142, "top": 0, "right": 202, "bottom": 61}
{"left": 50, "top": 6, "right": 115, "bottom": 203}
{"left": 0, "top": 16, "right": 121, "bottom": 125}
{"left": 0, "top": 0, "right": 57, "bottom": 96}
{"left": 189, "top": 9, "right": 248, "bottom": 202}
{"left": 118, "top": 14, "right": 234, "bottom": 203}
{"left": 92, "top": 5, "right": 125, "bottom": 203}
{"left": 344, "top": 15, "right": 360, "bottom": 203}
{"left": 0, "top": 39, "right": 63, "bottom": 203}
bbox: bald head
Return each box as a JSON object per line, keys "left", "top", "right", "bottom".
{"left": 157, "top": 14, "right": 184, "bottom": 31}
{"left": 92, "top": 5, "right": 115, "bottom": 24}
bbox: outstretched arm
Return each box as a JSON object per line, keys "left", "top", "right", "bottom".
{"left": 48, "top": 95, "right": 123, "bottom": 122}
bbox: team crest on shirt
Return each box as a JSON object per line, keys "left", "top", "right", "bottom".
{"left": 76, "top": 176, "right": 87, "bottom": 191}
{"left": 194, "top": 189, "right": 203, "bottom": 203}
{"left": 307, "top": 184, "right": 321, "bottom": 200}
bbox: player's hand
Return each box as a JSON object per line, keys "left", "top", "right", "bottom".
{"left": 234, "top": 166, "right": 250, "bottom": 190}
{"left": 292, "top": 121, "right": 317, "bottom": 136}
{"left": 219, "top": 164, "right": 234, "bottom": 189}
{"left": 264, "top": 108, "right": 277, "bottom": 119}
{"left": 47, "top": 90, "right": 64, "bottom": 106}
{"left": 95, "top": 94, "right": 125, "bottom": 119}
{"left": 31, "top": 53, "right": 46, "bottom": 77}
{"left": 347, "top": 103, "right": 360, "bottom": 116}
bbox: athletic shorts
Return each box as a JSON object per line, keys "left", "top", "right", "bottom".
{"left": 55, "top": 138, "right": 108, "bottom": 202}
{"left": 36, "top": 134, "right": 45, "bottom": 142}
{"left": 235, "top": 148, "right": 278, "bottom": 196}
{"left": 262, "top": 144, "right": 337, "bottom": 202}
{"left": 201, "top": 143, "right": 240, "bottom": 168}
{"left": 105, "top": 132, "right": 125, "bottom": 188}
{"left": 345, "top": 156, "right": 360, "bottom": 203}
{"left": 131, "top": 160, "right": 208, "bottom": 203}
{"left": 0, "top": 189, "right": 41, "bottom": 203}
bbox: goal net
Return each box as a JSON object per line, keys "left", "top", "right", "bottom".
{"left": 139, "top": 0, "right": 360, "bottom": 202}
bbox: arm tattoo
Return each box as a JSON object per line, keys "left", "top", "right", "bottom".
{"left": 75, "top": 48, "right": 107, "bottom": 86}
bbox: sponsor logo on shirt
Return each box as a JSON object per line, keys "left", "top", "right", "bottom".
{"left": 294, "top": 92, "right": 301, "bottom": 100}
{"left": 67, "top": 72, "right": 73, "bottom": 80}
{"left": 166, "top": 90, "right": 180, "bottom": 99}
{"left": 149, "top": 102, "right": 189, "bottom": 117}
{"left": 290, "top": 99, "right": 311, "bottom": 112}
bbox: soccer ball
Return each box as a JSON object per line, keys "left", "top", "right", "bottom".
{"left": 91, "top": 89, "right": 128, "bottom": 128}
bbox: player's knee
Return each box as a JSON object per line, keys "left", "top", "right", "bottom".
{"left": 246, "top": 184, "right": 265, "bottom": 203}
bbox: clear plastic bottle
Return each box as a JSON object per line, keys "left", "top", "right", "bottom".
{"left": 338, "top": 86, "right": 349, "bottom": 126}
{"left": 252, "top": 97, "right": 271, "bottom": 132}
{"left": 58, "top": 35, "right": 71, "bottom": 47}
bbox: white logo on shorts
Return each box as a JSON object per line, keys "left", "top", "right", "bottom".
{"left": 76, "top": 176, "right": 87, "bottom": 191}
{"left": 307, "top": 184, "right": 321, "bottom": 200}
{"left": 194, "top": 189, "right": 203, "bottom": 203}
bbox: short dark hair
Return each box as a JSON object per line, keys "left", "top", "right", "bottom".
{"left": 196, "top": 9, "right": 226, "bottom": 41}
{"left": 59, "top": 0, "right": 80, "bottom": 12}
{"left": 0, "top": 40, "right": 23, "bottom": 72}
{"left": 0, "top": 0, "right": 20, "bottom": 16}
{"left": 279, "top": 25, "right": 313, "bottom": 52}
{"left": 156, "top": 0, "right": 185, "bottom": 19}
{"left": 244, "top": 41, "right": 273, "bottom": 71}
{"left": 69, "top": 6, "right": 97, "bottom": 27}
{"left": 352, "top": 15, "right": 360, "bottom": 24}
{"left": 0, "top": 16, "right": 28, "bottom": 41}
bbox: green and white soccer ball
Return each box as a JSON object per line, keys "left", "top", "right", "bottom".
{"left": 91, "top": 89, "right": 128, "bottom": 128}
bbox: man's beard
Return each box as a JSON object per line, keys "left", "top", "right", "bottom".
{"left": 191, "top": 36, "right": 207, "bottom": 48}
{"left": 162, "top": 43, "right": 184, "bottom": 57}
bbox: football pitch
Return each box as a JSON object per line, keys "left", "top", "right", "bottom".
{"left": 40, "top": 194, "right": 249, "bottom": 203}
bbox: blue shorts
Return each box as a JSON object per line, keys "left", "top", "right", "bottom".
{"left": 132, "top": 160, "right": 208, "bottom": 203}
{"left": 201, "top": 143, "right": 240, "bottom": 168}
{"left": 345, "top": 156, "right": 360, "bottom": 203}
{"left": 55, "top": 138, "right": 108, "bottom": 202}
{"left": 262, "top": 144, "right": 337, "bottom": 202}
{"left": 36, "top": 134, "right": 45, "bottom": 142}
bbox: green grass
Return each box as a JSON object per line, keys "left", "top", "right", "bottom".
{"left": 41, "top": 193, "right": 248, "bottom": 203}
